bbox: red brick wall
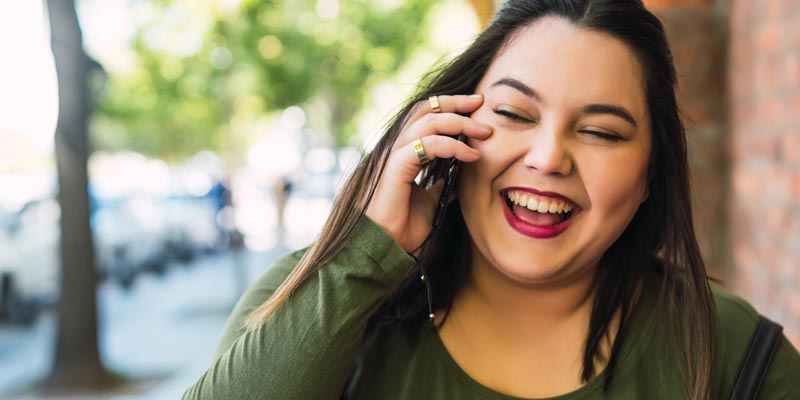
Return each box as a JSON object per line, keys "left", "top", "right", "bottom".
{"left": 728, "top": 0, "right": 800, "bottom": 346}
{"left": 651, "top": 2, "right": 730, "bottom": 282}
{"left": 646, "top": 0, "right": 800, "bottom": 348}
{"left": 644, "top": 0, "right": 800, "bottom": 347}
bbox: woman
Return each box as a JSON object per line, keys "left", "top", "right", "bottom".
{"left": 184, "top": 1, "right": 800, "bottom": 399}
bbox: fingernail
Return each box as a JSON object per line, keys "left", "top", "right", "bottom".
{"left": 469, "top": 94, "right": 483, "bottom": 99}
{"left": 479, "top": 122, "right": 493, "bottom": 132}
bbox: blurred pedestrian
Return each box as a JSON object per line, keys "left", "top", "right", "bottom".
{"left": 272, "top": 175, "right": 292, "bottom": 245}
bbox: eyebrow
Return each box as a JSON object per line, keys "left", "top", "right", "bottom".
{"left": 490, "top": 77, "right": 638, "bottom": 128}
{"left": 492, "top": 77, "right": 540, "bottom": 100}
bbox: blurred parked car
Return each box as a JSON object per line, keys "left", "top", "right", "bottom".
{"left": 90, "top": 177, "right": 229, "bottom": 288}
{"left": 162, "top": 195, "right": 224, "bottom": 261}
{"left": 91, "top": 192, "right": 170, "bottom": 289}
{"left": 0, "top": 151, "right": 233, "bottom": 324}
{"left": 0, "top": 199, "right": 60, "bottom": 325}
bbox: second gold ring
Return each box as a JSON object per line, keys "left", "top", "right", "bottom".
{"left": 412, "top": 138, "right": 430, "bottom": 166}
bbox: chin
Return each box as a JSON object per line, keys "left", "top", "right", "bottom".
{"left": 479, "top": 249, "right": 569, "bottom": 286}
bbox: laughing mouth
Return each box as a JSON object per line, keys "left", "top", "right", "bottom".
{"left": 503, "top": 189, "right": 576, "bottom": 227}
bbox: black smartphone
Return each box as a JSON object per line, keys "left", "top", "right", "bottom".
{"left": 432, "top": 134, "right": 465, "bottom": 230}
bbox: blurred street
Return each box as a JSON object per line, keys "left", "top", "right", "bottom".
{"left": 0, "top": 1, "right": 481, "bottom": 395}
{"left": 0, "top": 245, "right": 293, "bottom": 399}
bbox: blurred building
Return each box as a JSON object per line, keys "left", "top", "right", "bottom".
{"left": 642, "top": 0, "right": 800, "bottom": 347}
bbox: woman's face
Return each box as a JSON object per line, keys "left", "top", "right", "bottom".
{"left": 458, "top": 17, "right": 651, "bottom": 285}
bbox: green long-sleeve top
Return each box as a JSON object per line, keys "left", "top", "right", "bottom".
{"left": 183, "top": 217, "right": 800, "bottom": 399}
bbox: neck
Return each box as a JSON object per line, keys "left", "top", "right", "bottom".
{"left": 439, "top": 246, "right": 601, "bottom": 345}
{"left": 434, "top": 247, "right": 614, "bottom": 395}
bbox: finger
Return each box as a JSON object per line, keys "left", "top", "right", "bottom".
{"left": 396, "top": 113, "right": 493, "bottom": 149}
{"left": 392, "top": 135, "right": 480, "bottom": 183}
{"left": 405, "top": 94, "right": 485, "bottom": 126}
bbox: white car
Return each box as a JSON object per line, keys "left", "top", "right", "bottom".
{"left": 0, "top": 199, "right": 60, "bottom": 324}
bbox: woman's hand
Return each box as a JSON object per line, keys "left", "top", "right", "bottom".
{"left": 365, "top": 94, "right": 493, "bottom": 252}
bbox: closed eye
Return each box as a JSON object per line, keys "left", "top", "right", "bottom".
{"left": 492, "top": 108, "right": 534, "bottom": 124}
{"left": 493, "top": 108, "right": 623, "bottom": 143}
{"left": 580, "top": 130, "right": 623, "bottom": 142}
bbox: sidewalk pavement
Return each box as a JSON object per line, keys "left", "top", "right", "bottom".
{"left": 0, "top": 245, "right": 292, "bottom": 400}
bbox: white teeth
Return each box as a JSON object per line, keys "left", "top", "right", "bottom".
{"left": 537, "top": 201, "right": 548, "bottom": 213}
{"left": 506, "top": 190, "right": 574, "bottom": 214}
{"left": 526, "top": 197, "right": 539, "bottom": 211}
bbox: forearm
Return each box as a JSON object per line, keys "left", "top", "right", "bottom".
{"left": 183, "top": 217, "right": 415, "bottom": 400}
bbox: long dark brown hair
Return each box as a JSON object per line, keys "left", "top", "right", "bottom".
{"left": 245, "top": 1, "right": 715, "bottom": 398}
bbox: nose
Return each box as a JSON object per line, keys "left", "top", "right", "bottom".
{"left": 522, "top": 124, "right": 574, "bottom": 176}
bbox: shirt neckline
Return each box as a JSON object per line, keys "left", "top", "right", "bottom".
{"left": 422, "top": 269, "right": 659, "bottom": 400}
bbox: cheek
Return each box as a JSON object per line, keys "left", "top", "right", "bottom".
{"left": 582, "top": 155, "right": 648, "bottom": 214}
{"left": 455, "top": 149, "right": 503, "bottom": 212}
{"left": 457, "top": 138, "right": 515, "bottom": 203}
{"left": 456, "top": 161, "right": 482, "bottom": 201}
{"left": 467, "top": 107, "right": 496, "bottom": 151}
{"left": 463, "top": 113, "right": 519, "bottom": 179}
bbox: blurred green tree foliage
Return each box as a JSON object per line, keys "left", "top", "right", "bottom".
{"left": 93, "top": 0, "right": 434, "bottom": 161}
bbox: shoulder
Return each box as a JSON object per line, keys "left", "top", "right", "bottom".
{"left": 235, "top": 248, "right": 307, "bottom": 312}
{"left": 710, "top": 283, "right": 800, "bottom": 399}
{"left": 259, "top": 248, "right": 307, "bottom": 291}
{"left": 711, "top": 283, "right": 760, "bottom": 336}
{"left": 212, "top": 248, "right": 306, "bottom": 359}
{"left": 710, "top": 284, "right": 759, "bottom": 376}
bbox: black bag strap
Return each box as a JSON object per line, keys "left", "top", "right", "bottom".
{"left": 727, "top": 315, "right": 783, "bottom": 400}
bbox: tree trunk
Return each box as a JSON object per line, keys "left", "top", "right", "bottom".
{"left": 44, "top": 0, "right": 111, "bottom": 392}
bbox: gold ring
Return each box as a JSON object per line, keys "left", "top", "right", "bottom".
{"left": 428, "top": 96, "right": 441, "bottom": 113}
{"left": 412, "top": 138, "right": 430, "bottom": 166}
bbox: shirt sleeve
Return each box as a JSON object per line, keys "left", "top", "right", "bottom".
{"left": 212, "top": 248, "right": 305, "bottom": 361}
{"left": 712, "top": 286, "right": 800, "bottom": 400}
{"left": 182, "top": 216, "right": 416, "bottom": 400}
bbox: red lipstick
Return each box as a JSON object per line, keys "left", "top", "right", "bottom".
{"left": 500, "top": 188, "right": 579, "bottom": 239}
{"left": 504, "top": 186, "right": 577, "bottom": 206}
